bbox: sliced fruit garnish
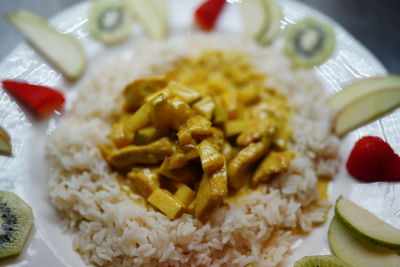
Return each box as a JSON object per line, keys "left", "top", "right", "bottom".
{"left": 125, "top": 0, "right": 167, "bottom": 40}
{"left": 284, "top": 17, "right": 335, "bottom": 68}
{"left": 5, "top": 9, "right": 86, "bottom": 80}
{"left": 194, "top": 0, "right": 226, "bottom": 31}
{"left": 241, "top": 0, "right": 283, "bottom": 45}
{"left": 346, "top": 136, "right": 400, "bottom": 182}
{"left": 333, "top": 87, "right": 400, "bottom": 136}
{"left": 88, "top": 0, "right": 132, "bottom": 45}
{"left": 0, "top": 191, "right": 34, "bottom": 259}
{"left": 2, "top": 80, "right": 65, "bottom": 118}
{"left": 0, "top": 126, "right": 12, "bottom": 157}
{"left": 329, "top": 216, "right": 400, "bottom": 267}
{"left": 294, "top": 255, "right": 351, "bottom": 267}
{"left": 335, "top": 197, "right": 400, "bottom": 250}
{"left": 328, "top": 75, "right": 400, "bottom": 112}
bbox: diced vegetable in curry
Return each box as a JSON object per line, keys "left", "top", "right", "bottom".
{"left": 102, "top": 51, "right": 294, "bottom": 221}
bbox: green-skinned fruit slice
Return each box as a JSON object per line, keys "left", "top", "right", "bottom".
{"left": 329, "top": 216, "right": 400, "bottom": 267}
{"left": 294, "top": 255, "right": 351, "bottom": 267}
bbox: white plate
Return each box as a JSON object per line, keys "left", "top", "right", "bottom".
{"left": 0, "top": 0, "right": 399, "bottom": 266}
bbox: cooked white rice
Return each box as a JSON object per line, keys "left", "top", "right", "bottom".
{"left": 46, "top": 34, "right": 340, "bottom": 266}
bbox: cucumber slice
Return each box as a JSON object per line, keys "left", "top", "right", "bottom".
{"left": 335, "top": 197, "right": 400, "bottom": 250}
{"left": 241, "top": 0, "right": 282, "bottom": 45}
{"left": 329, "top": 75, "right": 400, "bottom": 112}
{"left": 333, "top": 88, "right": 400, "bottom": 136}
{"left": 88, "top": 0, "right": 132, "bottom": 45}
{"left": 284, "top": 17, "right": 335, "bottom": 68}
{"left": 5, "top": 10, "right": 86, "bottom": 80}
{"left": 125, "top": 0, "right": 167, "bottom": 40}
{"left": 329, "top": 216, "right": 400, "bottom": 267}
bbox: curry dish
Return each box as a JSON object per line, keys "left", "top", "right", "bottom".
{"left": 101, "top": 51, "right": 294, "bottom": 221}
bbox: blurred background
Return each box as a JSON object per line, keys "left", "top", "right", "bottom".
{"left": 0, "top": 0, "right": 399, "bottom": 73}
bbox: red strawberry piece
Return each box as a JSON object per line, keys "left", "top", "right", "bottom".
{"left": 194, "top": 0, "right": 226, "bottom": 31}
{"left": 346, "top": 136, "right": 400, "bottom": 182}
{"left": 2, "top": 80, "right": 65, "bottom": 118}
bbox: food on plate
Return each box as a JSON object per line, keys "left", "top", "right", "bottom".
{"left": 333, "top": 86, "right": 400, "bottom": 136}
{"left": 88, "top": 0, "right": 132, "bottom": 44}
{"left": 346, "top": 136, "right": 400, "bottom": 182}
{"left": 2, "top": 80, "right": 65, "bottom": 118}
{"left": 329, "top": 217, "right": 400, "bottom": 267}
{"left": 284, "top": 17, "right": 335, "bottom": 68}
{"left": 241, "top": 0, "right": 283, "bottom": 45}
{"left": 0, "top": 191, "right": 34, "bottom": 259}
{"left": 294, "top": 255, "right": 351, "bottom": 267}
{"left": 5, "top": 9, "right": 86, "bottom": 79}
{"left": 335, "top": 196, "right": 400, "bottom": 250}
{"left": 328, "top": 75, "right": 400, "bottom": 112}
{"left": 125, "top": 0, "right": 168, "bottom": 40}
{"left": 46, "top": 34, "right": 340, "bottom": 266}
{"left": 0, "top": 127, "right": 12, "bottom": 157}
{"left": 194, "top": 0, "right": 226, "bottom": 31}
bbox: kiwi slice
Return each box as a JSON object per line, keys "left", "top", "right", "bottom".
{"left": 0, "top": 191, "right": 33, "bottom": 259}
{"left": 88, "top": 0, "right": 132, "bottom": 44}
{"left": 284, "top": 17, "right": 336, "bottom": 68}
{"left": 294, "top": 255, "right": 351, "bottom": 267}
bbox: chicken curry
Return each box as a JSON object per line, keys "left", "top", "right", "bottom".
{"left": 101, "top": 51, "right": 294, "bottom": 221}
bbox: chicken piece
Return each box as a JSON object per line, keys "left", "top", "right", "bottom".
{"left": 224, "top": 120, "right": 249, "bottom": 137}
{"left": 134, "top": 126, "right": 159, "bottom": 145}
{"left": 124, "top": 102, "right": 152, "bottom": 132}
{"left": 169, "top": 97, "right": 194, "bottom": 130}
{"left": 198, "top": 139, "right": 225, "bottom": 174}
{"left": 169, "top": 148, "right": 199, "bottom": 169}
{"left": 177, "top": 115, "right": 212, "bottom": 145}
{"left": 109, "top": 122, "right": 133, "bottom": 148}
{"left": 108, "top": 137, "right": 174, "bottom": 170}
{"left": 159, "top": 157, "right": 200, "bottom": 183}
{"left": 150, "top": 93, "right": 172, "bottom": 136}
{"left": 147, "top": 188, "right": 184, "bottom": 219}
{"left": 236, "top": 118, "right": 277, "bottom": 146}
{"left": 252, "top": 151, "right": 294, "bottom": 186}
{"left": 237, "top": 85, "right": 261, "bottom": 105}
{"left": 167, "top": 81, "right": 201, "bottom": 104}
{"left": 213, "top": 97, "right": 228, "bottom": 124}
{"left": 174, "top": 183, "right": 196, "bottom": 207}
{"left": 124, "top": 76, "right": 168, "bottom": 111}
{"left": 273, "top": 121, "right": 292, "bottom": 150}
{"left": 194, "top": 164, "right": 228, "bottom": 222}
{"left": 193, "top": 96, "right": 215, "bottom": 120}
{"left": 228, "top": 139, "right": 270, "bottom": 189}
{"left": 127, "top": 168, "right": 160, "bottom": 198}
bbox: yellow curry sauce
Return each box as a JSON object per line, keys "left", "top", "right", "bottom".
{"left": 100, "top": 51, "right": 294, "bottom": 221}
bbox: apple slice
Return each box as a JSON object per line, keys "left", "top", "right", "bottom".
{"left": 329, "top": 216, "right": 400, "bottom": 267}
{"left": 335, "top": 197, "right": 400, "bottom": 250}
{"left": 125, "top": 0, "right": 167, "bottom": 40}
{"left": 5, "top": 9, "right": 86, "bottom": 80}
{"left": 333, "top": 87, "right": 400, "bottom": 136}
{"left": 241, "top": 0, "right": 282, "bottom": 44}
{"left": 0, "top": 126, "right": 12, "bottom": 157}
{"left": 329, "top": 75, "right": 400, "bottom": 112}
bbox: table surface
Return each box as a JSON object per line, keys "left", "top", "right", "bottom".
{"left": 0, "top": 0, "right": 399, "bottom": 73}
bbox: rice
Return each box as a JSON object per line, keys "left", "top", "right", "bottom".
{"left": 46, "top": 34, "right": 340, "bottom": 266}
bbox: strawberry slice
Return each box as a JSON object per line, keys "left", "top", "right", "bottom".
{"left": 194, "top": 0, "right": 226, "bottom": 31}
{"left": 346, "top": 136, "right": 400, "bottom": 182}
{"left": 2, "top": 80, "right": 65, "bottom": 118}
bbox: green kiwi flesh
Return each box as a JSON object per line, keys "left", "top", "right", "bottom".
{"left": 294, "top": 255, "right": 352, "bottom": 267}
{"left": 0, "top": 127, "right": 12, "bottom": 157}
{"left": 88, "top": 0, "right": 132, "bottom": 44}
{"left": 284, "top": 17, "right": 336, "bottom": 68}
{"left": 0, "top": 191, "right": 33, "bottom": 259}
